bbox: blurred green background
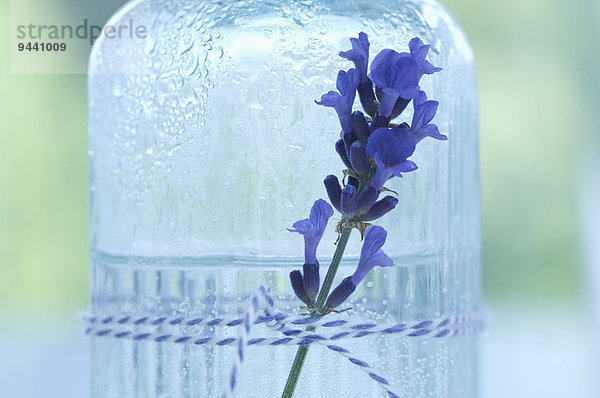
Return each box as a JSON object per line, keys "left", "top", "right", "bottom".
{"left": 0, "top": 0, "right": 591, "bottom": 313}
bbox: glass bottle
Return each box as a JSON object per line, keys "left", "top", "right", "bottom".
{"left": 88, "top": 0, "right": 480, "bottom": 396}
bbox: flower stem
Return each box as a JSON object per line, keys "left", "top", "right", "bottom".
{"left": 280, "top": 227, "right": 353, "bottom": 398}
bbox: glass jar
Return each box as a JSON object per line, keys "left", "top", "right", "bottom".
{"left": 88, "top": 0, "right": 480, "bottom": 396}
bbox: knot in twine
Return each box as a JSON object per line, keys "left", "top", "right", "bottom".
{"left": 83, "top": 286, "right": 487, "bottom": 398}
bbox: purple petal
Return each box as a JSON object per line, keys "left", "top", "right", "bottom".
{"left": 370, "top": 49, "right": 399, "bottom": 88}
{"left": 337, "top": 69, "right": 360, "bottom": 99}
{"left": 408, "top": 37, "right": 429, "bottom": 60}
{"left": 360, "top": 226, "right": 387, "bottom": 261}
{"left": 370, "top": 53, "right": 419, "bottom": 117}
{"left": 288, "top": 219, "right": 311, "bottom": 234}
{"left": 377, "top": 89, "right": 401, "bottom": 118}
{"left": 390, "top": 160, "right": 418, "bottom": 175}
{"left": 411, "top": 91, "right": 445, "bottom": 143}
{"left": 412, "top": 94, "right": 439, "bottom": 132}
{"left": 420, "top": 61, "right": 442, "bottom": 76}
{"left": 414, "top": 90, "right": 428, "bottom": 106}
{"left": 367, "top": 126, "right": 416, "bottom": 189}
{"left": 351, "top": 226, "right": 394, "bottom": 284}
{"left": 309, "top": 199, "right": 334, "bottom": 237}
{"left": 315, "top": 91, "right": 342, "bottom": 108}
{"left": 415, "top": 124, "right": 447, "bottom": 143}
{"left": 289, "top": 199, "right": 333, "bottom": 265}
{"left": 339, "top": 32, "right": 370, "bottom": 82}
{"left": 316, "top": 69, "right": 361, "bottom": 135}
{"left": 367, "top": 127, "right": 416, "bottom": 169}
{"left": 369, "top": 167, "right": 395, "bottom": 191}
{"left": 368, "top": 250, "right": 394, "bottom": 269}
{"left": 406, "top": 37, "right": 442, "bottom": 78}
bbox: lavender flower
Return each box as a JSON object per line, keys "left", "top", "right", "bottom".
{"left": 351, "top": 226, "right": 395, "bottom": 282}
{"left": 370, "top": 50, "right": 420, "bottom": 118}
{"left": 284, "top": 35, "right": 447, "bottom": 395}
{"left": 326, "top": 226, "right": 394, "bottom": 308}
{"left": 316, "top": 69, "right": 361, "bottom": 136}
{"left": 339, "top": 32, "right": 370, "bottom": 83}
{"left": 288, "top": 199, "right": 334, "bottom": 303}
{"left": 366, "top": 126, "right": 417, "bottom": 190}
{"left": 339, "top": 32, "right": 378, "bottom": 116}
{"left": 411, "top": 91, "right": 447, "bottom": 143}
{"left": 404, "top": 37, "right": 442, "bottom": 80}
{"left": 289, "top": 34, "right": 445, "bottom": 313}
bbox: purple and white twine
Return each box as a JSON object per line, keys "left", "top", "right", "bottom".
{"left": 84, "top": 286, "right": 487, "bottom": 398}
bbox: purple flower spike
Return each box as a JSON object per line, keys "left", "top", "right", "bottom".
{"left": 340, "top": 185, "right": 358, "bottom": 218}
{"left": 288, "top": 199, "right": 334, "bottom": 265}
{"left": 356, "top": 185, "right": 379, "bottom": 215}
{"left": 325, "top": 276, "right": 356, "bottom": 309}
{"left": 406, "top": 37, "right": 442, "bottom": 79}
{"left": 316, "top": 68, "right": 361, "bottom": 136}
{"left": 324, "top": 175, "right": 342, "bottom": 212}
{"left": 367, "top": 127, "right": 417, "bottom": 190}
{"left": 411, "top": 91, "right": 447, "bottom": 143}
{"left": 349, "top": 141, "right": 368, "bottom": 175}
{"left": 303, "top": 263, "right": 320, "bottom": 300}
{"left": 290, "top": 270, "right": 311, "bottom": 305}
{"left": 339, "top": 32, "right": 370, "bottom": 83}
{"left": 361, "top": 196, "right": 399, "bottom": 221}
{"left": 370, "top": 50, "right": 420, "bottom": 117}
{"left": 351, "top": 226, "right": 394, "bottom": 285}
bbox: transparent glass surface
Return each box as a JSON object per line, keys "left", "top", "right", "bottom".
{"left": 89, "top": 0, "right": 480, "bottom": 396}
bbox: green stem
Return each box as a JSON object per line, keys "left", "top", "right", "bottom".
{"left": 280, "top": 227, "right": 353, "bottom": 398}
